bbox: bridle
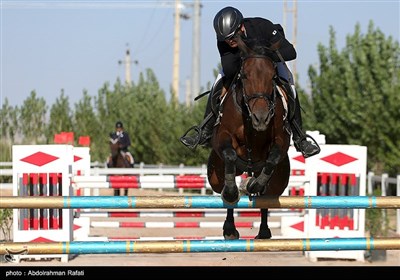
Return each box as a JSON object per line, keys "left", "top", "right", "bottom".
{"left": 239, "top": 54, "right": 277, "bottom": 119}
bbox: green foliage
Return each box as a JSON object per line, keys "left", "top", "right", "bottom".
{"left": 307, "top": 21, "right": 400, "bottom": 176}
{"left": 0, "top": 209, "right": 12, "bottom": 241}
{"left": 46, "top": 90, "right": 74, "bottom": 143}
{"left": 1, "top": 23, "right": 399, "bottom": 173}
{"left": 19, "top": 91, "right": 48, "bottom": 144}
{"left": 365, "top": 189, "right": 389, "bottom": 237}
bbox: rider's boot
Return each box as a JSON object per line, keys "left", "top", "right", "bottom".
{"left": 284, "top": 83, "right": 321, "bottom": 158}
{"left": 180, "top": 74, "right": 223, "bottom": 150}
{"left": 180, "top": 93, "right": 216, "bottom": 150}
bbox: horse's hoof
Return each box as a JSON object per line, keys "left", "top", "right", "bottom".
{"left": 224, "top": 230, "right": 240, "bottom": 240}
{"left": 247, "top": 181, "right": 264, "bottom": 194}
{"left": 243, "top": 177, "right": 263, "bottom": 194}
{"left": 221, "top": 191, "right": 239, "bottom": 205}
{"left": 221, "top": 186, "right": 240, "bottom": 205}
{"left": 255, "top": 228, "right": 272, "bottom": 239}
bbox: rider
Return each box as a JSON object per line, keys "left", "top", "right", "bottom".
{"left": 180, "top": 6, "right": 320, "bottom": 158}
{"left": 108, "top": 121, "right": 134, "bottom": 167}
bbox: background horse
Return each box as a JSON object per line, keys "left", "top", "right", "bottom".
{"left": 108, "top": 137, "right": 131, "bottom": 196}
{"left": 207, "top": 41, "right": 291, "bottom": 239}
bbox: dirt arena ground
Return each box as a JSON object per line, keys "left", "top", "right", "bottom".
{"left": 1, "top": 188, "right": 399, "bottom": 274}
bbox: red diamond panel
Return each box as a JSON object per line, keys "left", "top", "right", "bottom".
{"left": 290, "top": 221, "right": 304, "bottom": 232}
{"left": 320, "top": 152, "right": 358, "bottom": 167}
{"left": 74, "top": 155, "right": 82, "bottom": 162}
{"left": 292, "top": 155, "right": 305, "bottom": 163}
{"left": 20, "top": 152, "right": 59, "bottom": 167}
{"left": 31, "top": 237, "right": 54, "bottom": 242}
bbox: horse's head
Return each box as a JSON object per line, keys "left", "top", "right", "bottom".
{"left": 109, "top": 137, "right": 121, "bottom": 158}
{"left": 237, "top": 39, "right": 277, "bottom": 132}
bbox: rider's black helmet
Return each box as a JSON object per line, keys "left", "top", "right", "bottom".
{"left": 115, "top": 121, "right": 123, "bottom": 128}
{"left": 213, "top": 6, "right": 244, "bottom": 41}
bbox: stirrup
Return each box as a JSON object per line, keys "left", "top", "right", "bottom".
{"left": 295, "top": 134, "right": 321, "bottom": 158}
{"left": 180, "top": 125, "right": 202, "bottom": 150}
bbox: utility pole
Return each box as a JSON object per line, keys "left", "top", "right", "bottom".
{"left": 172, "top": 0, "right": 181, "bottom": 104}
{"left": 283, "top": 0, "right": 298, "bottom": 80}
{"left": 118, "top": 46, "right": 138, "bottom": 87}
{"left": 191, "top": 0, "right": 201, "bottom": 105}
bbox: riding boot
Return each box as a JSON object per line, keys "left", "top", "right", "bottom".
{"left": 290, "top": 93, "right": 321, "bottom": 158}
{"left": 180, "top": 93, "right": 216, "bottom": 150}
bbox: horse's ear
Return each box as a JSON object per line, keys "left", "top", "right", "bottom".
{"left": 109, "top": 132, "right": 113, "bottom": 137}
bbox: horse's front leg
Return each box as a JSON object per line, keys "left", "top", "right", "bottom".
{"left": 247, "top": 144, "right": 282, "bottom": 194}
{"left": 255, "top": 208, "right": 272, "bottom": 239}
{"left": 223, "top": 208, "right": 240, "bottom": 240}
{"left": 221, "top": 147, "right": 240, "bottom": 204}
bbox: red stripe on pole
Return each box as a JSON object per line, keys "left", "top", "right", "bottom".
{"left": 321, "top": 215, "right": 329, "bottom": 228}
{"left": 31, "top": 173, "right": 38, "bottom": 184}
{"left": 174, "top": 222, "right": 199, "bottom": 228}
{"left": 120, "top": 222, "right": 145, "bottom": 228}
{"left": 110, "top": 182, "right": 139, "bottom": 189}
{"left": 51, "top": 217, "right": 59, "bottom": 229}
{"left": 40, "top": 173, "right": 47, "bottom": 184}
{"left": 339, "top": 216, "right": 348, "bottom": 230}
{"left": 291, "top": 169, "right": 305, "bottom": 176}
{"left": 23, "top": 173, "right": 29, "bottom": 185}
{"left": 238, "top": 212, "right": 260, "bottom": 217}
{"left": 330, "top": 215, "right": 339, "bottom": 229}
{"left": 350, "top": 174, "right": 356, "bottom": 186}
{"left": 174, "top": 212, "right": 205, "bottom": 217}
{"left": 320, "top": 173, "right": 328, "bottom": 185}
{"left": 348, "top": 218, "right": 354, "bottom": 230}
{"left": 108, "top": 176, "right": 138, "bottom": 183}
{"left": 235, "top": 222, "right": 253, "bottom": 228}
{"left": 41, "top": 218, "right": 49, "bottom": 230}
{"left": 109, "top": 212, "right": 139, "bottom": 218}
{"left": 23, "top": 218, "right": 29, "bottom": 230}
{"left": 32, "top": 218, "right": 39, "bottom": 230}
{"left": 175, "top": 175, "right": 205, "bottom": 189}
{"left": 175, "top": 183, "right": 205, "bottom": 189}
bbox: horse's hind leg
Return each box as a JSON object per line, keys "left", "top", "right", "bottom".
{"left": 255, "top": 208, "right": 272, "bottom": 239}
{"left": 223, "top": 208, "right": 240, "bottom": 240}
{"left": 221, "top": 148, "right": 239, "bottom": 204}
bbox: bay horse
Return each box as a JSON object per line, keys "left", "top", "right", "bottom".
{"left": 108, "top": 136, "right": 132, "bottom": 196}
{"left": 207, "top": 41, "right": 291, "bottom": 239}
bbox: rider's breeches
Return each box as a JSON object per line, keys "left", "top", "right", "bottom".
{"left": 276, "top": 62, "right": 297, "bottom": 98}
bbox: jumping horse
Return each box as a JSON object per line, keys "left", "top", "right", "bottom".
{"left": 207, "top": 39, "right": 291, "bottom": 239}
{"left": 108, "top": 135, "right": 132, "bottom": 196}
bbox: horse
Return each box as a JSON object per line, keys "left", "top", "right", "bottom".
{"left": 207, "top": 41, "right": 291, "bottom": 240}
{"left": 108, "top": 136, "right": 132, "bottom": 196}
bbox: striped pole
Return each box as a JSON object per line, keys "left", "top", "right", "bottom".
{"left": 1, "top": 196, "right": 400, "bottom": 209}
{"left": 1, "top": 238, "right": 399, "bottom": 254}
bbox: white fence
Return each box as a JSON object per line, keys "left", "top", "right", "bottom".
{"left": 1, "top": 161, "right": 399, "bottom": 235}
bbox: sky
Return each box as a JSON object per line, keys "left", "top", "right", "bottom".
{"left": 1, "top": 0, "right": 399, "bottom": 108}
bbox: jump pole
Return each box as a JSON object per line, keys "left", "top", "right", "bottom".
{"left": 1, "top": 195, "right": 400, "bottom": 209}
{"left": 1, "top": 238, "right": 399, "bottom": 254}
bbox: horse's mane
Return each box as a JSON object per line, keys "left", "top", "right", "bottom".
{"left": 235, "top": 31, "right": 282, "bottom": 60}
{"left": 236, "top": 34, "right": 272, "bottom": 57}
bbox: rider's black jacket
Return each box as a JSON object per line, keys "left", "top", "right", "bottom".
{"left": 110, "top": 131, "right": 131, "bottom": 152}
{"left": 217, "top": 17, "right": 297, "bottom": 87}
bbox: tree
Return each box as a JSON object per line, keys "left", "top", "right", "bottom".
{"left": 46, "top": 90, "right": 73, "bottom": 143}
{"left": 308, "top": 21, "right": 400, "bottom": 175}
{"left": 19, "top": 91, "right": 48, "bottom": 144}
